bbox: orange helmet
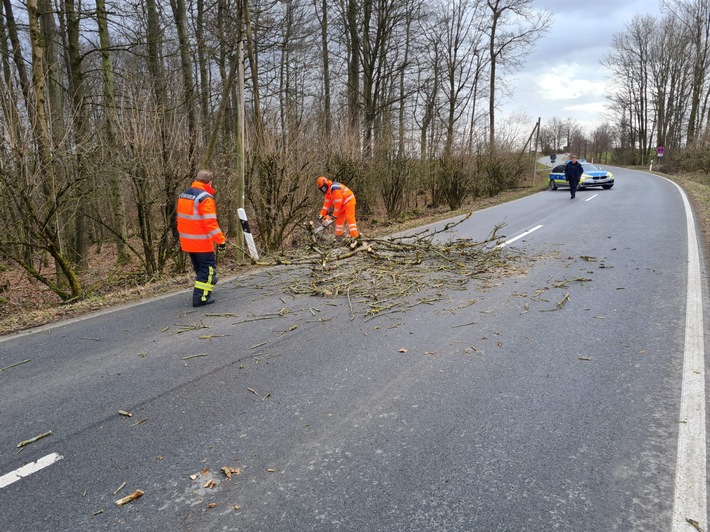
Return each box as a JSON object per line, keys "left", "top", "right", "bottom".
{"left": 317, "top": 176, "right": 331, "bottom": 192}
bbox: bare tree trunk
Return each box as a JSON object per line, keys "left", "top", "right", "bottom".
{"left": 27, "top": 0, "right": 82, "bottom": 298}
{"left": 39, "top": 0, "right": 65, "bottom": 156}
{"left": 170, "top": 0, "right": 198, "bottom": 174}
{"left": 318, "top": 0, "right": 332, "bottom": 139}
{"left": 39, "top": 0, "right": 73, "bottom": 282}
{"left": 420, "top": 43, "right": 439, "bottom": 161}
{"left": 279, "top": 0, "right": 293, "bottom": 149}
{"left": 346, "top": 0, "right": 360, "bottom": 153}
{"left": 64, "top": 0, "right": 91, "bottom": 270}
{"left": 204, "top": 50, "right": 240, "bottom": 166}
{"left": 144, "top": 0, "right": 168, "bottom": 275}
{"left": 487, "top": 0, "right": 500, "bottom": 148}
{"left": 0, "top": 0, "right": 23, "bottom": 155}
{"left": 467, "top": 54, "right": 483, "bottom": 155}
{"left": 196, "top": 0, "right": 211, "bottom": 138}
{"left": 3, "top": 0, "right": 32, "bottom": 114}
{"left": 398, "top": 7, "right": 412, "bottom": 157}
{"left": 27, "top": 0, "right": 55, "bottom": 204}
{"left": 243, "top": 0, "right": 264, "bottom": 150}
{"left": 96, "top": 0, "right": 129, "bottom": 263}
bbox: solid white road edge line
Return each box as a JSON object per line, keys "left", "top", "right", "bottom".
{"left": 585, "top": 194, "right": 598, "bottom": 202}
{"left": 495, "top": 224, "right": 543, "bottom": 248}
{"left": 0, "top": 452, "right": 63, "bottom": 489}
{"left": 669, "top": 179, "right": 707, "bottom": 531}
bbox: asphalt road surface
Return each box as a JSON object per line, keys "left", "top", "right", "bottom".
{"left": 1, "top": 167, "right": 707, "bottom": 531}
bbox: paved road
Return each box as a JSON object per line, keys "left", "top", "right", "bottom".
{"left": 0, "top": 167, "right": 707, "bottom": 531}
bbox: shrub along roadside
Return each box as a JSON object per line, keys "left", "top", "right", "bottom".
{"left": 3, "top": 167, "right": 705, "bottom": 337}
{"left": 0, "top": 180, "right": 547, "bottom": 336}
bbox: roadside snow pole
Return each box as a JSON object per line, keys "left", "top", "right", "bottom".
{"left": 237, "top": 208, "right": 259, "bottom": 260}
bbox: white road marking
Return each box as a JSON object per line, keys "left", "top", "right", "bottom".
{"left": 585, "top": 194, "right": 598, "bottom": 202}
{"left": 495, "top": 224, "right": 543, "bottom": 248}
{"left": 667, "top": 179, "right": 707, "bottom": 531}
{"left": 0, "top": 452, "right": 63, "bottom": 489}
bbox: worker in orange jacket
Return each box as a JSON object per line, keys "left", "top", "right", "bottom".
{"left": 317, "top": 176, "right": 359, "bottom": 240}
{"left": 177, "top": 169, "right": 227, "bottom": 307}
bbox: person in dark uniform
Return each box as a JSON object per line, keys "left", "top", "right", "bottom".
{"left": 564, "top": 155, "right": 584, "bottom": 199}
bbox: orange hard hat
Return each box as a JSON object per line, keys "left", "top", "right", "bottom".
{"left": 317, "top": 176, "right": 329, "bottom": 188}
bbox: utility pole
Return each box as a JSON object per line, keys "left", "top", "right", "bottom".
{"left": 235, "top": 23, "right": 245, "bottom": 262}
{"left": 531, "top": 117, "right": 541, "bottom": 186}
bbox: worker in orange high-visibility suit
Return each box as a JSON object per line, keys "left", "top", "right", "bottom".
{"left": 317, "top": 176, "right": 359, "bottom": 240}
{"left": 177, "top": 169, "right": 227, "bottom": 307}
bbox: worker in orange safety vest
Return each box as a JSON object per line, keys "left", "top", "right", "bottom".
{"left": 177, "top": 169, "right": 227, "bottom": 307}
{"left": 317, "top": 176, "right": 360, "bottom": 240}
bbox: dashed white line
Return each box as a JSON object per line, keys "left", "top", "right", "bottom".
{"left": 0, "top": 452, "right": 63, "bottom": 489}
{"left": 585, "top": 193, "right": 598, "bottom": 202}
{"left": 495, "top": 224, "right": 543, "bottom": 248}
{"left": 669, "top": 179, "right": 707, "bottom": 531}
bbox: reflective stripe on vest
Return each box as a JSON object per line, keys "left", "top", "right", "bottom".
{"left": 179, "top": 228, "right": 223, "bottom": 240}
{"left": 177, "top": 192, "right": 213, "bottom": 220}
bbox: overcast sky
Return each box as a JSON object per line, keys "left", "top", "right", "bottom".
{"left": 501, "top": 0, "right": 663, "bottom": 134}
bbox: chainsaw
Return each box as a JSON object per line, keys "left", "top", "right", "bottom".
{"left": 310, "top": 217, "right": 333, "bottom": 234}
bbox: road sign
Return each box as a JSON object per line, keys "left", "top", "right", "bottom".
{"left": 657, "top": 146, "right": 665, "bottom": 157}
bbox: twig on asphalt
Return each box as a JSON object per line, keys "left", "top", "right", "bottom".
{"left": 17, "top": 431, "right": 52, "bottom": 448}
{"left": 0, "top": 359, "right": 30, "bottom": 373}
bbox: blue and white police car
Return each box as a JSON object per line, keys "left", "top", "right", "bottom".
{"left": 548, "top": 160, "right": 615, "bottom": 191}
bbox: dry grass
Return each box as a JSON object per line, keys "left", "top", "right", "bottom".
{"left": 661, "top": 172, "right": 710, "bottom": 275}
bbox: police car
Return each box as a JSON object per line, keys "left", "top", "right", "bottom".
{"left": 548, "top": 160, "right": 615, "bottom": 191}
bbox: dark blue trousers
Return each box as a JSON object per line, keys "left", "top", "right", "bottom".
{"left": 189, "top": 252, "right": 218, "bottom": 305}
{"left": 569, "top": 178, "right": 579, "bottom": 197}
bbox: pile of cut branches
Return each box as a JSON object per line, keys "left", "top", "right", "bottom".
{"left": 255, "top": 214, "right": 520, "bottom": 320}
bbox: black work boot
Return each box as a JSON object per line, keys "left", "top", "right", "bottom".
{"left": 193, "top": 296, "right": 216, "bottom": 307}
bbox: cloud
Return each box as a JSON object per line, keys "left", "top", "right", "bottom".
{"left": 500, "top": 0, "right": 663, "bottom": 132}
{"left": 535, "top": 64, "right": 607, "bottom": 101}
{"left": 562, "top": 101, "right": 609, "bottom": 114}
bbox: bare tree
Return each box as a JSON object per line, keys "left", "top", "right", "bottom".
{"left": 648, "top": 14, "right": 693, "bottom": 150}
{"left": 344, "top": 0, "right": 361, "bottom": 152}
{"left": 662, "top": 0, "right": 710, "bottom": 144}
{"left": 483, "top": 0, "right": 550, "bottom": 148}
{"left": 438, "top": 0, "right": 485, "bottom": 158}
{"left": 96, "top": 0, "right": 129, "bottom": 263}
{"left": 590, "top": 123, "right": 614, "bottom": 163}
{"left": 315, "top": 0, "right": 332, "bottom": 138}
{"left": 541, "top": 117, "right": 566, "bottom": 152}
{"left": 603, "top": 15, "right": 656, "bottom": 164}
{"left": 170, "top": 0, "right": 198, "bottom": 174}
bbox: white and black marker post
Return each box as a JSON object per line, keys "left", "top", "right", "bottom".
{"left": 237, "top": 208, "right": 259, "bottom": 260}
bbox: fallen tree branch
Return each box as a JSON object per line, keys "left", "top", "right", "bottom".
{"left": 241, "top": 219, "right": 517, "bottom": 319}
{"left": 115, "top": 489, "right": 144, "bottom": 506}
{"left": 17, "top": 431, "right": 52, "bottom": 448}
{"left": 0, "top": 359, "right": 31, "bottom": 373}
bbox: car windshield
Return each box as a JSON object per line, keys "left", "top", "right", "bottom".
{"left": 582, "top": 163, "right": 600, "bottom": 172}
